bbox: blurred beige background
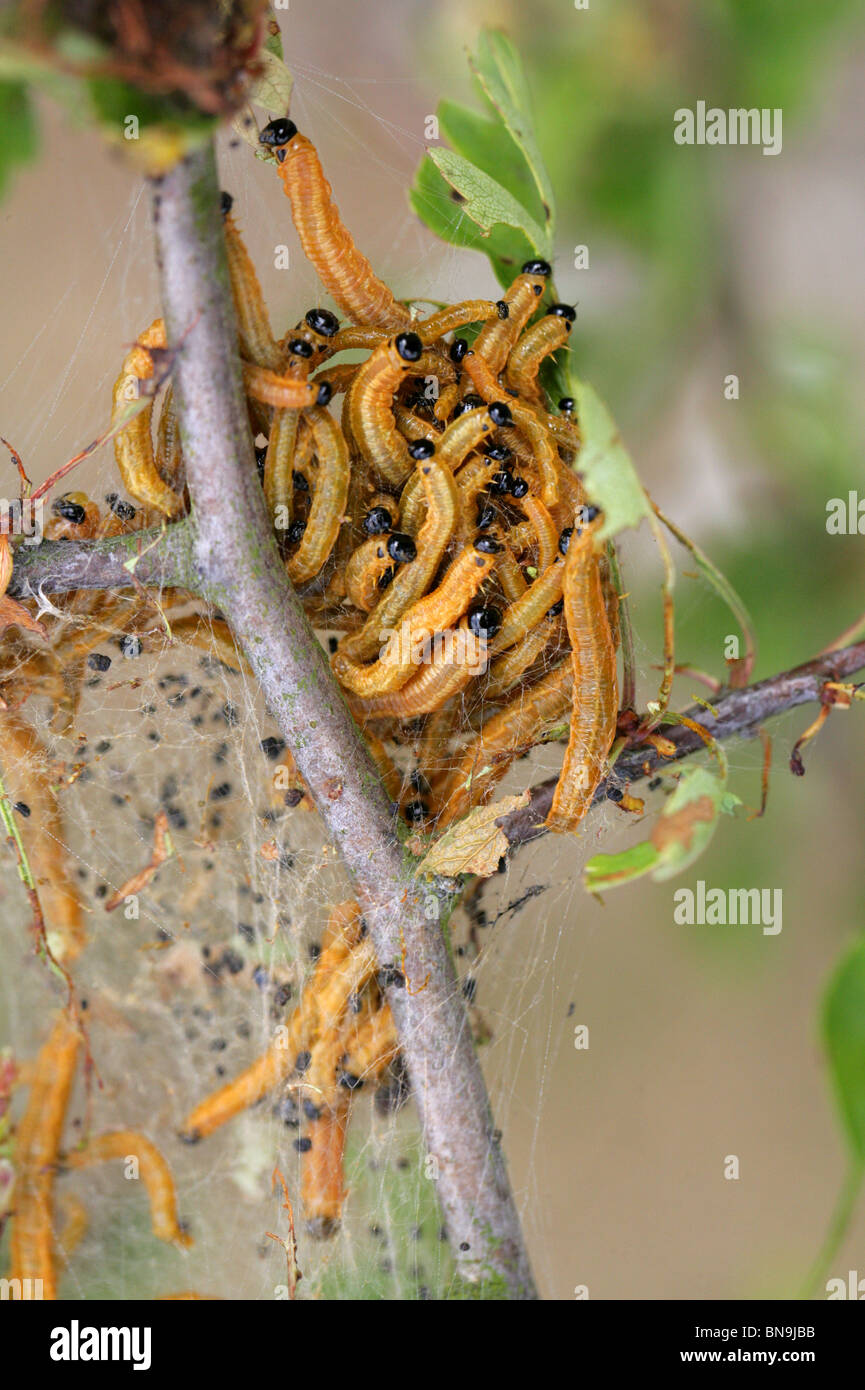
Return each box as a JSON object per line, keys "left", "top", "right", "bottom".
{"left": 1, "top": 0, "right": 864, "bottom": 1300}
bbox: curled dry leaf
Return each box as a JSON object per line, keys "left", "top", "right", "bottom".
{"left": 415, "top": 792, "right": 530, "bottom": 879}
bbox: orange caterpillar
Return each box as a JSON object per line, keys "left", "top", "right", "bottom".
{"left": 10, "top": 1010, "right": 81, "bottom": 1299}
{"left": 545, "top": 513, "right": 619, "bottom": 832}
{"left": 433, "top": 659, "right": 575, "bottom": 827}
{"left": 62, "top": 1130, "right": 192, "bottom": 1249}
{"left": 260, "top": 118, "right": 412, "bottom": 332}
{"left": 179, "top": 902, "right": 369, "bottom": 1141}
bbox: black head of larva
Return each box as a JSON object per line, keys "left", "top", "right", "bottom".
{"left": 558, "top": 396, "right": 575, "bottom": 415}
{"left": 509, "top": 475, "right": 529, "bottom": 499}
{"left": 449, "top": 337, "right": 468, "bottom": 364}
{"left": 487, "top": 401, "right": 512, "bottom": 427}
{"left": 288, "top": 338, "right": 314, "bottom": 359}
{"left": 549, "top": 303, "right": 576, "bottom": 322}
{"left": 305, "top": 307, "right": 339, "bottom": 338}
{"left": 488, "top": 470, "right": 515, "bottom": 496}
{"left": 467, "top": 604, "right": 503, "bottom": 639}
{"left": 547, "top": 598, "right": 565, "bottom": 617}
{"left": 522, "top": 258, "right": 552, "bottom": 277}
{"left": 474, "top": 535, "right": 504, "bottom": 555}
{"left": 403, "top": 799, "right": 429, "bottom": 825}
{"left": 287, "top": 519, "right": 306, "bottom": 544}
{"left": 452, "top": 394, "right": 484, "bottom": 417}
{"left": 362, "top": 506, "right": 392, "bottom": 535}
{"left": 584, "top": 504, "right": 600, "bottom": 523}
{"left": 52, "top": 497, "right": 86, "bottom": 524}
{"left": 558, "top": 526, "right": 573, "bottom": 555}
{"left": 219, "top": 191, "right": 233, "bottom": 217}
{"left": 259, "top": 118, "right": 297, "bottom": 148}
{"left": 476, "top": 501, "right": 496, "bottom": 529}
{"left": 387, "top": 532, "right": 417, "bottom": 564}
{"left": 408, "top": 439, "right": 435, "bottom": 460}
{"left": 483, "top": 442, "right": 511, "bottom": 462}
{"left": 316, "top": 382, "right": 332, "bottom": 407}
{"left": 495, "top": 299, "right": 510, "bottom": 319}
{"left": 395, "top": 331, "right": 423, "bottom": 363}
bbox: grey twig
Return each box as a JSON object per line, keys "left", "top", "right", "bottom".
{"left": 8, "top": 522, "right": 195, "bottom": 597}
{"left": 151, "top": 141, "right": 536, "bottom": 1298}
{"left": 499, "top": 641, "right": 865, "bottom": 849}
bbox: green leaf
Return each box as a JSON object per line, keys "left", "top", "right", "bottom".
{"left": 584, "top": 840, "right": 660, "bottom": 893}
{"left": 437, "top": 98, "right": 543, "bottom": 226}
{"left": 0, "top": 80, "right": 38, "bottom": 201}
{"left": 823, "top": 935, "right": 865, "bottom": 1163}
{"left": 410, "top": 153, "right": 536, "bottom": 289}
{"left": 567, "top": 376, "right": 652, "bottom": 540}
{"left": 585, "top": 766, "right": 741, "bottom": 893}
{"left": 469, "top": 30, "right": 555, "bottom": 240}
{"left": 426, "top": 147, "right": 550, "bottom": 256}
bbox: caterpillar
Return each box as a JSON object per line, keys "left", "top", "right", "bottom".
{"left": 433, "top": 659, "right": 575, "bottom": 826}
{"left": 9, "top": 1010, "right": 81, "bottom": 1300}
{"left": 111, "top": 319, "right": 185, "bottom": 519}
{"left": 332, "top": 540, "right": 496, "bottom": 697}
{"left": 259, "top": 119, "right": 412, "bottom": 332}
{"left": 62, "top": 1130, "right": 192, "bottom": 1249}
{"left": 545, "top": 516, "right": 619, "bottom": 833}
{"left": 286, "top": 404, "right": 350, "bottom": 585}
{"left": 472, "top": 260, "right": 552, "bottom": 374}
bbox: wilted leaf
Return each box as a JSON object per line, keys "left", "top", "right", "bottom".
{"left": 584, "top": 766, "right": 741, "bottom": 893}
{"left": 823, "top": 935, "right": 865, "bottom": 1163}
{"left": 415, "top": 792, "right": 530, "bottom": 879}
{"left": 0, "top": 594, "right": 45, "bottom": 637}
{"left": 250, "top": 47, "right": 293, "bottom": 116}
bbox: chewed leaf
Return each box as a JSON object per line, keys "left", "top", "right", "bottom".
{"left": 263, "top": 11, "right": 285, "bottom": 61}
{"left": 437, "top": 99, "right": 544, "bottom": 226}
{"left": 584, "top": 766, "right": 740, "bottom": 893}
{"left": 469, "top": 30, "right": 555, "bottom": 239}
{"left": 410, "top": 153, "right": 536, "bottom": 289}
{"left": 415, "top": 793, "right": 530, "bottom": 879}
{"left": 584, "top": 840, "right": 660, "bottom": 892}
{"left": 823, "top": 935, "right": 865, "bottom": 1163}
{"left": 249, "top": 47, "right": 293, "bottom": 116}
{"left": 425, "top": 148, "right": 551, "bottom": 257}
{"left": 567, "top": 376, "right": 651, "bottom": 540}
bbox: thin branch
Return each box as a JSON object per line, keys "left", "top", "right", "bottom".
{"left": 8, "top": 522, "right": 196, "bottom": 598}
{"left": 500, "top": 641, "right": 865, "bottom": 849}
{"left": 151, "top": 142, "right": 536, "bottom": 1299}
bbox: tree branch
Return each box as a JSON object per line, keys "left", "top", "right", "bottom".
{"left": 151, "top": 141, "right": 536, "bottom": 1298}
{"left": 8, "top": 522, "right": 195, "bottom": 597}
{"left": 500, "top": 641, "right": 865, "bottom": 849}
